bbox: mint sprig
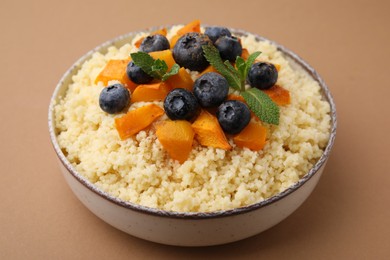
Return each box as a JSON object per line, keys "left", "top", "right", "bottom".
{"left": 162, "top": 64, "right": 180, "bottom": 81}
{"left": 202, "top": 45, "right": 260, "bottom": 91}
{"left": 202, "top": 45, "right": 241, "bottom": 90}
{"left": 241, "top": 88, "right": 280, "bottom": 125}
{"left": 130, "top": 52, "right": 179, "bottom": 81}
{"left": 202, "top": 45, "right": 279, "bottom": 125}
{"left": 238, "top": 51, "right": 261, "bottom": 87}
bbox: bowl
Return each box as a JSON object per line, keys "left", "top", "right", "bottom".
{"left": 48, "top": 27, "right": 337, "bottom": 246}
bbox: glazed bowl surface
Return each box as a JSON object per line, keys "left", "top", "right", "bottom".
{"left": 48, "top": 27, "right": 337, "bottom": 246}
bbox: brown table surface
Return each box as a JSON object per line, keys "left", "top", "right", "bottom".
{"left": 1, "top": 0, "right": 389, "bottom": 259}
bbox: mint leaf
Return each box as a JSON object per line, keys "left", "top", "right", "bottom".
{"left": 235, "top": 56, "right": 247, "bottom": 87}
{"left": 202, "top": 45, "right": 241, "bottom": 90}
{"left": 244, "top": 51, "right": 261, "bottom": 79}
{"left": 202, "top": 46, "right": 279, "bottom": 124}
{"left": 130, "top": 52, "right": 155, "bottom": 77}
{"left": 241, "top": 88, "right": 280, "bottom": 125}
{"left": 235, "top": 56, "right": 246, "bottom": 76}
{"left": 131, "top": 51, "right": 179, "bottom": 81}
{"left": 235, "top": 51, "right": 262, "bottom": 91}
{"left": 162, "top": 64, "right": 180, "bottom": 81}
{"left": 203, "top": 45, "right": 261, "bottom": 91}
{"left": 151, "top": 59, "right": 168, "bottom": 79}
{"left": 224, "top": 60, "right": 240, "bottom": 78}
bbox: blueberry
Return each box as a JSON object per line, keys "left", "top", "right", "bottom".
{"left": 172, "top": 32, "right": 213, "bottom": 72}
{"left": 99, "top": 83, "right": 130, "bottom": 114}
{"left": 126, "top": 61, "right": 153, "bottom": 84}
{"left": 193, "top": 72, "right": 229, "bottom": 108}
{"left": 214, "top": 36, "right": 242, "bottom": 62}
{"left": 247, "top": 62, "right": 278, "bottom": 90}
{"left": 204, "top": 26, "right": 232, "bottom": 43}
{"left": 217, "top": 100, "right": 251, "bottom": 135}
{"left": 164, "top": 88, "right": 200, "bottom": 121}
{"left": 139, "top": 34, "right": 170, "bottom": 53}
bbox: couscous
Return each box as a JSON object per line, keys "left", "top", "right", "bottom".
{"left": 54, "top": 23, "right": 331, "bottom": 212}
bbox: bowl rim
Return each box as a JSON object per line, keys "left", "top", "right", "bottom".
{"left": 48, "top": 26, "right": 337, "bottom": 219}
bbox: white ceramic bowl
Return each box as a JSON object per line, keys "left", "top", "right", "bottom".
{"left": 48, "top": 28, "right": 337, "bottom": 246}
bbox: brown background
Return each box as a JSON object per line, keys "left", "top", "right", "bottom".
{"left": 1, "top": 0, "right": 389, "bottom": 259}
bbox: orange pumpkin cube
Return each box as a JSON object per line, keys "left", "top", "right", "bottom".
{"left": 263, "top": 85, "right": 291, "bottom": 106}
{"left": 233, "top": 121, "right": 267, "bottom": 151}
{"left": 199, "top": 65, "right": 219, "bottom": 77}
{"left": 149, "top": 50, "right": 175, "bottom": 71}
{"left": 169, "top": 34, "right": 181, "bottom": 49}
{"left": 114, "top": 104, "right": 164, "bottom": 140}
{"left": 134, "top": 38, "right": 144, "bottom": 49}
{"left": 156, "top": 120, "right": 195, "bottom": 163}
{"left": 166, "top": 67, "right": 194, "bottom": 91}
{"left": 170, "top": 19, "right": 201, "bottom": 48}
{"left": 177, "top": 19, "right": 201, "bottom": 35}
{"left": 153, "top": 28, "right": 168, "bottom": 36}
{"left": 192, "top": 110, "right": 232, "bottom": 150}
{"left": 131, "top": 82, "right": 171, "bottom": 103}
{"left": 241, "top": 48, "right": 250, "bottom": 60}
{"left": 95, "top": 59, "right": 137, "bottom": 92}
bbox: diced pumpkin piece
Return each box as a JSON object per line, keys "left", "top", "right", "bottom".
{"left": 192, "top": 110, "right": 232, "bottom": 150}
{"left": 166, "top": 67, "right": 194, "bottom": 91}
{"left": 156, "top": 120, "right": 195, "bottom": 163}
{"left": 199, "top": 65, "right": 219, "bottom": 77}
{"left": 149, "top": 50, "right": 175, "bottom": 70}
{"left": 169, "top": 34, "right": 181, "bottom": 49}
{"left": 94, "top": 59, "right": 130, "bottom": 85}
{"left": 131, "top": 82, "right": 171, "bottom": 103}
{"left": 134, "top": 28, "right": 168, "bottom": 48}
{"left": 177, "top": 19, "right": 201, "bottom": 35}
{"left": 233, "top": 121, "right": 267, "bottom": 151}
{"left": 241, "top": 48, "right": 250, "bottom": 60}
{"left": 153, "top": 28, "right": 168, "bottom": 36}
{"left": 263, "top": 85, "right": 290, "bottom": 106}
{"left": 170, "top": 19, "right": 201, "bottom": 48}
{"left": 115, "top": 104, "right": 164, "bottom": 140}
{"left": 95, "top": 59, "right": 137, "bottom": 92}
{"left": 134, "top": 37, "right": 144, "bottom": 49}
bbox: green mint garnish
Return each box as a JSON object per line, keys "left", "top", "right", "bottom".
{"left": 202, "top": 45, "right": 279, "bottom": 125}
{"left": 162, "top": 64, "right": 180, "bottom": 81}
{"left": 150, "top": 59, "right": 168, "bottom": 79}
{"left": 241, "top": 88, "right": 280, "bottom": 125}
{"left": 202, "top": 45, "right": 261, "bottom": 91}
{"left": 202, "top": 45, "right": 241, "bottom": 90}
{"left": 238, "top": 51, "right": 261, "bottom": 87}
{"left": 235, "top": 56, "right": 247, "bottom": 87}
{"left": 130, "top": 52, "right": 179, "bottom": 81}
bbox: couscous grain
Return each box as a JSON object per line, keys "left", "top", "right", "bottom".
{"left": 54, "top": 26, "right": 331, "bottom": 212}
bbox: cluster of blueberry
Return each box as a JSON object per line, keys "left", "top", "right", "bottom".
{"left": 164, "top": 75, "right": 250, "bottom": 135}
{"left": 99, "top": 26, "right": 278, "bottom": 135}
